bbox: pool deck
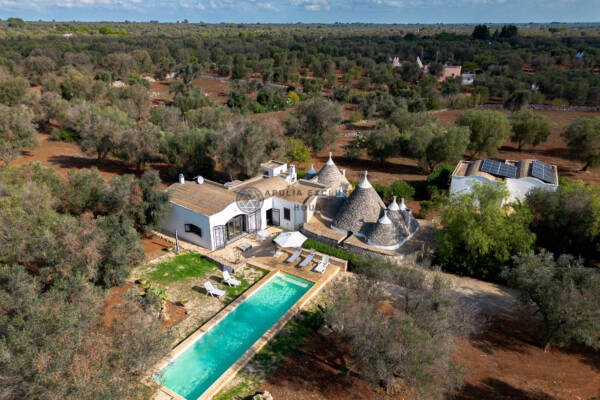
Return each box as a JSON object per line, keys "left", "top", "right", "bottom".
{"left": 152, "top": 233, "right": 345, "bottom": 400}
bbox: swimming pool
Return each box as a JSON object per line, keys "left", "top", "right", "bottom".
{"left": 156, "top": 273, "right": 313, "bottom": 400}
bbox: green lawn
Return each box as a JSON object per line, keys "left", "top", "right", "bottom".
{"left": 145, "top": 252, "right": 266, "bottom": 301}
{"left": 147, "top": 252, "right": 220, "bottom": 284}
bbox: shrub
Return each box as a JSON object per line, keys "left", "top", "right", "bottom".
{"left": 303, "top": 238, "right": 354, "bottom": 261}
{"left": 434, "top": 183, "right": 535, "bottom": 282}
{"left": 503, "top": 251, "right": 600, "bottom": 350}
{"left": 426, "top": 163, "right": 454, "bottom": 191}
{"left": 374, "top": 180, "right": 416, "bottom": 202}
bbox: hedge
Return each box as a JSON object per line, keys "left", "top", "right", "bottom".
{"left": 302, "top": 238, "right": 368, "bottom": 268}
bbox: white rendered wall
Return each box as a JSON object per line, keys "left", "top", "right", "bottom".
{"left": 450, "top": 175, "right": 492, "bottom": 197}
{"left": 505, "top": 177, "right": 557, "bottom": 202}
{"left": 272, "top": 197, "right": 307, "bottom": 230}
{"left": 162, "top": 203, "right": 213, "bottom": 249}
{"left": 450, "top": 175, "right": 558, "bottom": 203}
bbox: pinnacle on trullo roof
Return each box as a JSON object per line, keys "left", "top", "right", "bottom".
{"left": 378, "top": 210, "right": 392, "bottom": 225}
{"left": 399, "top": 197, "right": 407, "bottom": 211}
{"left": 388, "top": 196, "right": 400, "bottom": 211}
{"left": 326, "top": 152, "right": 334, "bottom": 165}
{"left": 306, "top": 163, "right": 317, "bottom": 177}
{"left": 316, "top": 152, "right": 349, "bottom": 190}
{"left": 358, "top": 170, "right": 372, "bottom": 189}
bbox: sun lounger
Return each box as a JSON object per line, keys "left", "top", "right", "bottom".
{"left": 285, "top": 248, "right": 302, "bottom": 263}
{"left": 298, "top": 251, "right": 315, "bottom": 268}
{"left": 222, "top": 270, "right": 241, "bottom": 287}
{"left": 204, "top": 281, "right": 225, "bottom": 297}
{"left": 313, "top": 255, "right": 330, "bottom": 273}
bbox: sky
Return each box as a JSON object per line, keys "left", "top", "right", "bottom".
{"left": 0, "top": 0, "right": 599, "bottom": 23}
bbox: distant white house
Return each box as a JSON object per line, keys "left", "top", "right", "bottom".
{"left": 450, "top": 159, "right": 559, "bottom": 203}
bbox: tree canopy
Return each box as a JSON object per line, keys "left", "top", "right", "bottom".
{"left": 434, "top": 183, "right": 535, "bottom": 281}
{"left": 456, "top": 110, "right": 510, "bottom": 157}
{"left": 561, "top": 116, "right": 600, "bottom": 171}
{"left": 286, "top": 97, "right": 342, "bottom": 151}
{"left": 503, "top": 251, "right": 600, "bottom": 350}
{"left": 510, "top": 110, "right": 551, "bottom": 150}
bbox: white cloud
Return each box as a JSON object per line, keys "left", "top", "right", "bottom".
{"left": 290, "top": 0, "right": 330, "bottom": 11}
{"left": 256, "top": 2, "right": 278, "bottom": 11}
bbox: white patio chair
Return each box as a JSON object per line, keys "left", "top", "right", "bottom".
{"left": 204, "top": 281, "right": 225, "bottom": 297}
{"left": 313, "top": 255, "right": 330, "bottom": 273}
{"left": 222, "top": 270, "right": 241, "bottom": 287}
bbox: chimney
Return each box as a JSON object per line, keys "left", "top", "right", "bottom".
{"left": 196, "top": 176, "right": 204, "bottom": 184}
{"left": 288, "top": 164, "right": 297, "bottom": 184}
{"left": 178, "top": 173, "right": 185, "bottom": 184}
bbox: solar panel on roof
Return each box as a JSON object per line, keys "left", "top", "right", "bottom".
{"left": 479, "top": 159, "right": 518, "bottom": 179}
{"left": 531, "top": 160, "right": 555, "bottom": 184}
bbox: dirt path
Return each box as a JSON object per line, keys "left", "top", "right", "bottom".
{"left": 443, "top": 271, "right": 519, "bottom": 316}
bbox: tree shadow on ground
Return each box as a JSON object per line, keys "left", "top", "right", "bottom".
{"left": 314, "top": 154, "right": 424, "bottom": 178}
{"left": 450, "top": 378, "right": 555, "bottom": 400}
{"left": 470, "top": 315, "right": 541, "bottom": 354}
{"left": 472, "top": 315, "right": 600, "bottom": 373}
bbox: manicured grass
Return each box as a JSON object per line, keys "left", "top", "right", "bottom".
{"left": 147, "top": 252, "right": 220, "bottom": 284}
{"left": 145, "top": 252, "right": 267, "bottom": 302}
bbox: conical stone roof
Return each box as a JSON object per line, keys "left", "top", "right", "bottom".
{"left": 306, "top": 164, "right": 317, "bottom": 179}
{"left": 332, "top": 171, "right": 385, "bottom": 234}
{"left": 387, "top": 197, "right": 419, "bottom": 238}
{"left": 366, "top": 211, "right": 401, "bottom": 248}
{"left": 317, "top": 152, "right": 350, "bottom": 191}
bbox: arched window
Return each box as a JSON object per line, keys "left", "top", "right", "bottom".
{"left": 184, "top": 223, "right": 202, "bottom": 237}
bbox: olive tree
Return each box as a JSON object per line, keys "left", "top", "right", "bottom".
{"left": 79, "top": 105, "right": 132, "bottom": 162}
{"left": 409, "top": 122, "right": 470, "bottom": 172}
{"left": 510, "top": 110, "right": 550, "bottom": 150}
{"left": 286, "top": 97, "right": 342, "bottom": 151}
{"left": 456, "top": 110, "right": 510, "bottom": 157}
{"left": 503, "top": 251, "right": 600, "bottom": 350}
{"left": 0, "top": 104, "right": 37, "bottom": 166}
{"left": 561, "top": 116, "right": 600, "bottom": 171}
{"left": 365, "top": 123, "right": 401, "bottom": 163}
{"left": 434, "top": 183, "right": 535, "bottom": 281}
{"left": 326, "top": 258, "right": 478, "bottom": 397}
{"left": 114, "top": 121, "right": 161, "bottom": 172}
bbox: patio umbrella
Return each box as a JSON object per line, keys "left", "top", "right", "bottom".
{"left": 274, "top": 231, "right": 307, "bottom": 248}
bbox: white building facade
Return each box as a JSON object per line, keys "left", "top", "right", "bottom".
{"left": 161, "top": 161, "right": 324, "bottom": 250}
{"left": 450, "top": 159, "right": 559, "bottom": 203}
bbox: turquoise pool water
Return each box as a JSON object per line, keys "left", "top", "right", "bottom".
{"left": 157, "top": 273, "right": 313, "bottom": 400}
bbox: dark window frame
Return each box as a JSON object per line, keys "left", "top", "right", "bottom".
{"left": 283, "top": 207, "right": 291, "bottom": 221}
{"left": 184, "top": 223, "right": 202, "bottom": 237}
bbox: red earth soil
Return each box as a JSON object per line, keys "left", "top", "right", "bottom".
{"left": 103, "top": 282, "right": 186, "bottom": 330}
{"left": 11, "top": 133, "right": 138, "bottom": 179}
{"left": 150, "top": 75, "right": 232, "bottom": 105}
{"left": 261, "top": 315, "right": 600, "bottom": 400}
{"left": 141, "top": 235, "right": 172, "bottom": 261}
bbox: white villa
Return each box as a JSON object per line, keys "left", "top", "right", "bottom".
{"left": 162, "top": 154, "right": 419, "bottom": 252}
{"left": 450, "top": 159, "right": 559, "bottom": 203}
